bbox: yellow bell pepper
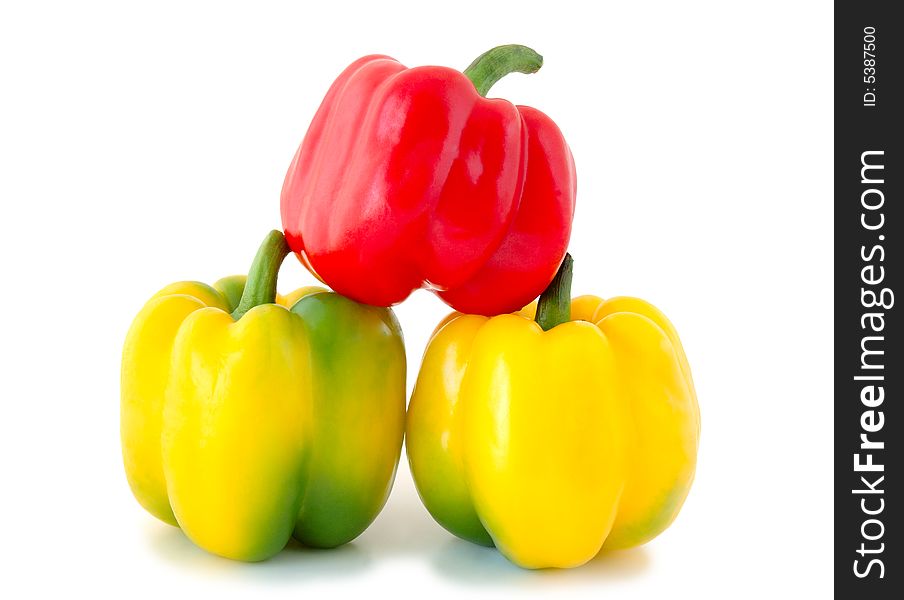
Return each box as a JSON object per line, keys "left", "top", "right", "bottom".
{"left": 406, "top": 255, "right": 700, "bottom": 569}
{"left": 121, "top": 231, "right": 406, "bottom": 561}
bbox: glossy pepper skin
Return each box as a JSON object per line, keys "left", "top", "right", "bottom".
{"left": 281, "top": 44, "right": 576, "bottom": 315}
{"left": 121, "top": 232, "right": 406, "bottom": 561}
{"left": 406, "top": 257, "right": 700, "bottom": 568}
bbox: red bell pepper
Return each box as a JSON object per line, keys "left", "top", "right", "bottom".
{"left": 281, "top": 45, "right": 576, "bottom": 315}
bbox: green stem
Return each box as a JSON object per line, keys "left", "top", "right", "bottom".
{"left": 463, "top": 44, "right": 543, "bottom": 97}
{"left": 231, "top": 230, "right": 291, "bottom": 320}
{"left": 535, "top": 254, "right": 573, "bottom": 331}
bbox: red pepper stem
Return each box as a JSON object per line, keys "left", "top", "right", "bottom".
{"left": 463, "top": 44, "right": 543, "bottom": 97}
{"left": 535, "top": 254, "right": 573, "bottom": 331}
{"left": 231, "top": 230, "right": 291, "bottom": 320}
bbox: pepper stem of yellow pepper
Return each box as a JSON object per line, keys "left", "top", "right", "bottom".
{"left": 231, "top": 230, "right": 291, "bottom": 320}
{"left": 535, "top": 253, "right": 573, "bottom": 331}
{"left": 463, "top": 44, "right": 543, "bottom": 97}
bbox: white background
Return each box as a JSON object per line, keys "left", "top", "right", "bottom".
{"left": 0, "top": 1, "right": 833, "bottom": 598}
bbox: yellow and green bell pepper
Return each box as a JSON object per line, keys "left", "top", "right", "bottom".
{"left": 121, "top": 230, "right": 406, "bottom": 561}
{"left": 406, "top": 255, "right": 700, "bottom": 569}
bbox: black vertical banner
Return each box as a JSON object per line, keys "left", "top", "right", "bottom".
{"left": 836, "top": 2, "right": 902, "bottom": 595}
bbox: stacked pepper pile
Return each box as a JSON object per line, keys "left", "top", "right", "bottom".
{"left": 122, "top": 45, "right": 699, "bottom": 569}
